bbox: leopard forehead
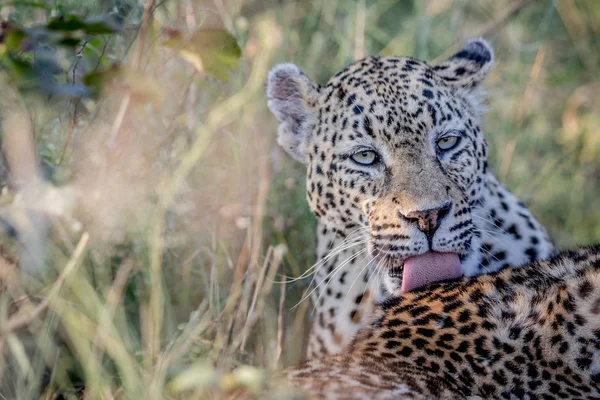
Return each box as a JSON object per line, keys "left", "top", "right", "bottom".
{"left": 312, "top": 55, "right": 481, "bottom": 156}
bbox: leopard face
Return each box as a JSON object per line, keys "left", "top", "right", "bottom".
{"left": 268, "top": 40, "right": 495, "bottom": 281}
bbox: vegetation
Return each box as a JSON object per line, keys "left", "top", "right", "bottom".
{"left": 0, "top": 0, "right": 598, "bottom": 398}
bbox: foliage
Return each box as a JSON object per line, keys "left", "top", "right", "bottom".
{"left": 0, "top": 13, "right": 123, "bottom": 98}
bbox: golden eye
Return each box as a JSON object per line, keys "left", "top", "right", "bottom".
{"left": 351, "top": 150, "right": 378, "bottom": 165}
{"left": 436, "top": 136, "right": 459, "bottom": 151}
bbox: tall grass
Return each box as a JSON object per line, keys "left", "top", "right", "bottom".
{"left": 0, "top": 0, "right": 598, "bottom": 399}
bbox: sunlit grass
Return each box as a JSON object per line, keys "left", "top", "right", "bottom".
{"left": 0, "top": 0, "right": 598, "bottom": 399}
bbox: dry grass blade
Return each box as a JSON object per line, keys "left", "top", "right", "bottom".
{"left": 0, "top": 232, "right": 89, "bottom": 337}
{"left": 275, "top": 279, "right": 286, "bottom": 367}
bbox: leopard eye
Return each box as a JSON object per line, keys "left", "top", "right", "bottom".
{"left": 351, "top": 150, "right": 378, "bottom": 166}
{"left": 436, "top": 136, "right": 460, "bottom": 151}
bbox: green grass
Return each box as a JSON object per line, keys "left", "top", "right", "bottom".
{"left": 0, "top": 0, "right": 598, "bottom": 398}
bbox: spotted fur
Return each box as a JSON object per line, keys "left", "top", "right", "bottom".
{"left": 286, "top": 245, "right": 600, "bottom": 399}
{"left": 267, "top": 39, "right": 554, "bottom": 358}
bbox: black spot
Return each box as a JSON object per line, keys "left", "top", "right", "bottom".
{"left": 422, "top": 89, "right": 434, "bottom": 99}
{"left": 412, "top": 338, "right": 429, "bottom": 348}
{"left": 525, "top": 247, "right": 537, "bottom": 262}
{"left": 481, "top": 384, "right": 496, "bottom": 396}
{"left": 576, "top": 357, "right": 592, "bottom": 370}
{"left": 381, "top": 330, "right": 395, "bottom": 339}
{"left": 509, "top": 326, "right": 522, "bottom": 340}
{"left": 409, "top": 305, "right": 430, "bottom": 317}
{"left": 506, "top": 224, "right": 521, "bottom": 240}
{"left": 355, "top": 293, "right": 364, "bottom": 304}
{"left": 457, "top": 309, "right": 471, "bottom": 323}
{"left": 397, "top": 346, "right": 413, "bottom": 357}
{"left": 416, "top": 328, "right": 435, "bottom": 338}
{"left": 492, "top": 370, "right": 508, "bottom": 385}
{"left": 429, "top": 361, "right": 440, "bottom": 372}
{"left": 346, "top": 93, "right": 357, "bottom": 106}
{"left": 456, "top": 341, "right": 470, "bottom": 352}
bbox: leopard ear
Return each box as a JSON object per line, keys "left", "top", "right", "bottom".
{"left": 267, "top": 63, "right": 321, "bottom": 164}
{"left": 434, "top": 39, "right": 494, "bottom": 89}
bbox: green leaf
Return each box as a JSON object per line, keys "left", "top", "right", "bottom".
{"left": 2, "top": 53, "right": 36, "bottom": 80}
{"left": 46, "top": 15, "right": 86, "bottom": 32}
{"left": 57, "top": 37, "right": 83, "bottom": 47}
{"left": 82, "top": 14, "right": 124, "bottom": 34}
{"left": 162, "top": 28, "right": 241, "bottom": 81}
{"left": 82, "top": 66, "right": 121, "bottom": 92}
{"left": 4, "top": 29, "right": 26, "bottom": 52}
{"left": 46, "top": 14, "right": 123, "bottom": 35}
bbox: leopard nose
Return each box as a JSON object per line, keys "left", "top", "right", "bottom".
{"left": 400, "top": 202, "right": 452, "bottom": 237}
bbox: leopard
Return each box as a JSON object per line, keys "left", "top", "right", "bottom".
{"left": 266, "top": 38, "right": 555, "bottom": 359}
{"left": 285, "top": 245, "right": 600, "bottom": 399}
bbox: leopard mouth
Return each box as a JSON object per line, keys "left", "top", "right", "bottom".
{"left": 388, "top": 264, "right": 403, "bottom": 278}
{"left": 380, "top": 252, "right": 463, "bottom": 293}
{"left": 368, "top": 253, "right": 405, "bottom": 278}
{"left": 383, "top": 255, "right": 405, "bottom": 278}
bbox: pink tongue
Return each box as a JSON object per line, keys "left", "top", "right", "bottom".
{"left": 401, "top": 252, "right": 462, "bottom": 293}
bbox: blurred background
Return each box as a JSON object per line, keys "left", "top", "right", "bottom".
{"left": 0, "top": 0, "right": 598, "bottom": 398}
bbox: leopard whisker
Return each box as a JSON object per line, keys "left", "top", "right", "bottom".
{"left": 292, "top": 247, "right": 368, "bottom": 312}
{"left": 308, "top": 248, "right": 369, "bottom": 314}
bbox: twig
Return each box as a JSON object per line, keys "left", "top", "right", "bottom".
{"left": 58, "top": 41, "right": 87, "bottom": 165}
{"left": 93, "top": 38, "right": 111, "bottom": 72}
{"left": 58, "top": 100, "right": 79, "bottom": 165}
{"left": 0, "top": 232, "right": 89, "bottom": 336}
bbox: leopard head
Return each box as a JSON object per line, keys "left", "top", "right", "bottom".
{"left": 267, "top": 39, "right": 494, "bottom": 295}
